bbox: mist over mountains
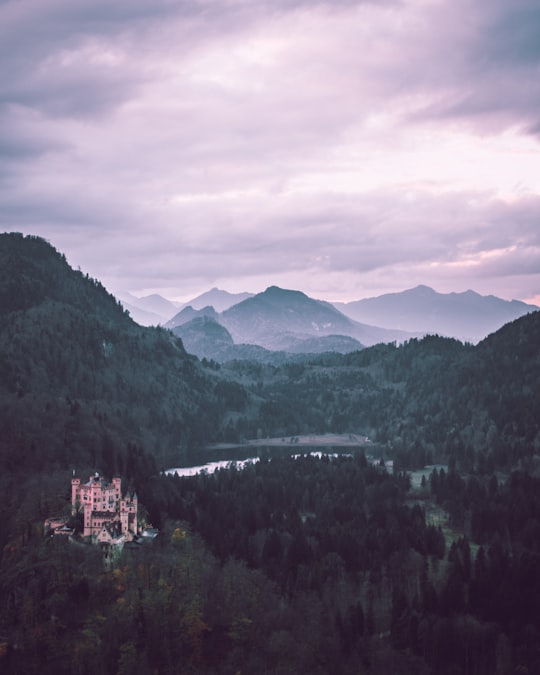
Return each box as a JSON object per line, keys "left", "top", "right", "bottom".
{"left": 0, "top": 233, "right": 246, "bottom": 472}
{"left": 125, "top": 288, "right": 252, "bottom": 326}
{"left": 126, "top": 281, "right": 537, "bottom": 360}
{"left": 335, "top": 284, "right": 538, "bottom": 343}
{"left": 164, "top": 286, "right": 413, "bottom": 361}
{"left": 161, "top": 284, "right": 538, "bottom": 362}
{"left": 2, "top": 231, "right": 538, "bottom": 473}
{"left": 119, "top": 292, "right": 180, "bottom": 326}
{"left": 179, "top": 287, "right": 254, "bottom": 313}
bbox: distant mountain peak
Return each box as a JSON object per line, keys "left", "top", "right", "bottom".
{"left": 410, "top": 284, "right": 436, "bottom": 294}
{"left": 335, "top": 285, "right": 538, "bottom": 342}
{"left": 220, "top": 284, "right": 413, "bottom": 349}
{"left": 118, "top": 292, "right": 179, "bottom": 326}
{"left": 178, "top": 287, "right": 253, "bottom": 313}
{"left": 263, "top": 285, "right": 305, "bottom": 297}
{"left": 455, "top": 289, "right": 480, "bottom": 297}
{"left": 165, "top": 305, "right": 219, "bottom": 330}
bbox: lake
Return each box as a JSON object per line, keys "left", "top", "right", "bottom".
{"left": 164, "top": 441, "right": 394, "bottom": 477}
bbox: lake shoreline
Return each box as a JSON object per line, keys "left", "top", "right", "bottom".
{"left": 207, "top": 432, "right": 372, "bottom": 451}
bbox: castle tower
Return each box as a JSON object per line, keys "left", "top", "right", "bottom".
{"left": 131, "top": 492, "right": 138, "bottom": 536}
{"left": 112, "top": 477, "right": 121, "bottom": 502}
{"left": 71, "top": 476, "right": 81, "bottom": 515}
{"left": 83, "top": 501, "right": 93, "bottom": 537}
{"left": 119, "top": 492, "right": 138, "bottom": 539}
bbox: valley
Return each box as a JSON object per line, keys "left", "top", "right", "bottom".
{"left": 3, "top": 0, "right": 538, "bottom": 670}
{"left": 1, "top": 234, "right": 540, "bottom": 674}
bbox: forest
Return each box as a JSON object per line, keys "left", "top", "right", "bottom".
{"left": 1, "top": 233, "right": 540, "bottom": 673}
{"left": 3, "top": 457, "right": 540, "bottom": 673}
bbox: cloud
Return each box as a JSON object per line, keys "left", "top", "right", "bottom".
{"left": 0, "top": 105, "right": 68, "bottom": 167}
{"left": 482, "top": 1, "right": 540, "bottom": 67}
{"left": 1, "top": 0, "right": 540, "bottom": 303}
{"left": 401, "top": 0, "right": 540, "bottom": 135}
{"left": 29, "top": 188, "right": 536, "bottom": 301}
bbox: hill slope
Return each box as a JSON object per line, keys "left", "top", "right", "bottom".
{"left": 172, "top": 316, "right": 234, "bottom": 359}
{"left": 222, "top": 309, "right": 540, "bottom": 471}
{"left": 0, "top": 233, "right": 243, "bottom": 473}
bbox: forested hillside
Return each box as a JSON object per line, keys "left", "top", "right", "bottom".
{"left": 226, "top": 316, "right": 540, "bottom": 474}
{"left": 2, "top": 233, "right": 538, "bottom": 479}
{"left": 0, "top": 233, "right": 248, "bottom": 476}
{"left": 5, "top": 453, "right": 540, "bottom": 674}
{"left": 2, "top": 233, "right": 540, "bottom": 673}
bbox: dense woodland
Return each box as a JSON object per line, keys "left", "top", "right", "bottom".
{"left": 1, "top": 233, "right": 540, "bottom": 673}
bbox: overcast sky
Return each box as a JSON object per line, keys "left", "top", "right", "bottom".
{"left": 1, "top": 0, "right": 540, "bottom": 304}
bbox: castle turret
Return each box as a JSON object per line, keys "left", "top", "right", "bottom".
{"left": 112, "top": 477, "right": 121, "bottom": 500}
{"left": 131, "top": 492, "right": 138, "bottom": 535}
{"left": 71, "top": 476, "right": 81, "bottom": 515}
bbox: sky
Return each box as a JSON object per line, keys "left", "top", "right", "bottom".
{"left": 1, "top": 0, "right": 540, "bottom": 305}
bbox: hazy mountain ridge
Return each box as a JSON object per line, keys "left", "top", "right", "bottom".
{"left": 119, "top": 288, "right": 253, "bottom": 326}
{"left": 335, "top": 284, "right": 538, "bottom": 342}
{"left": 118, "top": 298, "right": 166, "bottom": 326}
{"left": 164, "top": 283, "right": 536, "bottom": 352}
{"left": 173, "top": 314, "right": 364, "bottom": 363}
{"left": 118, "top": 293, "right": 180, "bottom": 326}
{"left": 167, "top": 304, "right": 220, "bottom": 329}
{"left": 121, "top": 281, "right": 536, "bottom": 345}
{"left": 166, "top": 285, "right": 415, "bottom": 353}
{"left": 220, "top": 286, "right": 355, "bottom": 345}
{"left": 172, "top": 315, "right": 234, "bottom": 359}
{"left": 179, "top": 287, "right": 253, "bottom": 313}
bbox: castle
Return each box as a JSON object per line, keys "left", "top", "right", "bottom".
{"left": 71, "top": 472, "right": 138, "bottom": 544}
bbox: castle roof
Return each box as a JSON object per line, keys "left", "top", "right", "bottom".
{"left": 82, "top": 471, "right": 117, "bottom": 489}
{"left": 102, "top": 520, "right": 123, "bottom": 537}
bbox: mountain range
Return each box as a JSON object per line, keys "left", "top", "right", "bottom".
{"left": 177, "top": 287, "right": 253, "bottom": 313}
{"left": 124, "top": 282, "right": 538, "bottom": 359}
{"left": 173, "top": 314, "right": 366, "bottom": 364}
{"left": 218, "top": 286, "right": 411, "bottom": 348}
{"left": 123, "top": 288, "right": 252, "bottom": 325}
{"left": 1, "top": 232, "right": 539, "bottom": 472}
{"left": 3, "top": 233, "right": 540, "bottom": 675}
{"left": 0, "top": 233, "right": 244, "bottom": 472}
{"left": 165, "top": 286, "right": 413, "bottom": 360}
{"left": 163, "top": 284, "right": 538, "bottom": 361}
{"left": 334, "top": 284, "right": 538, "bottom": 342}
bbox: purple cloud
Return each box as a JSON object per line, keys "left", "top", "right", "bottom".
{"left": 1, "top": 0, "right": 539, "bottom": 305}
